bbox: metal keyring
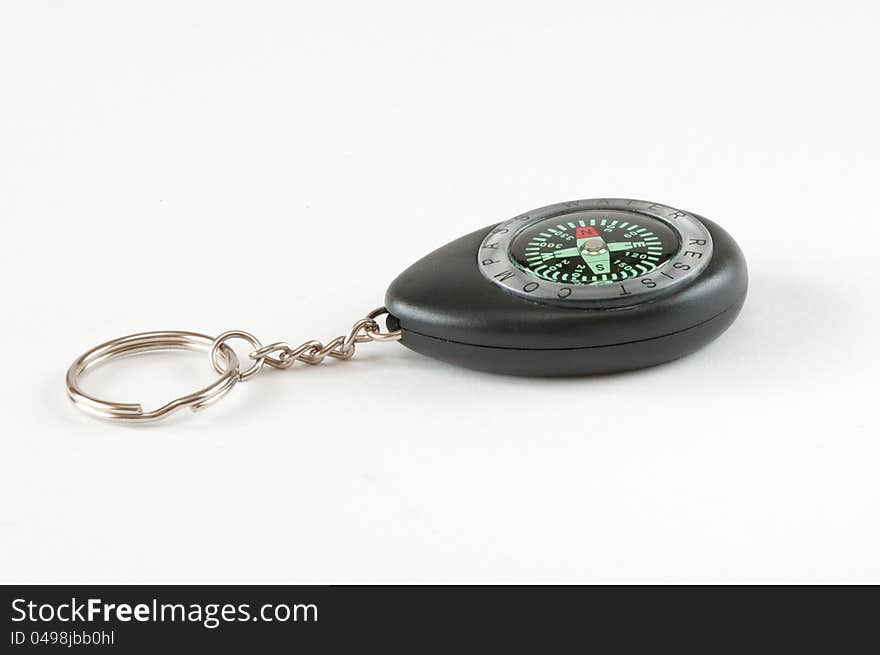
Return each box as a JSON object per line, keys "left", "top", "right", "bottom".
{"left": 66, "top": 331, "right": 240, "bottom": 423}
{"left": 66, "top": 309, "right": 401, "bottom": 423}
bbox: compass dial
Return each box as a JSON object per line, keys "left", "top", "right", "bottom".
{"left": 509, "top": 210, "right": 679, "bottom": 285}
{"left": 477, "top": 199, "right": 714, "bottom": 307}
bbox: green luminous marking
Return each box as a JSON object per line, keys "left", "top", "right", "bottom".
{"left": 540, "top": 247, "right": 579, "bottom": 260}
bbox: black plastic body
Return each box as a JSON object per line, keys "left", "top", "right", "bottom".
{"left": 384, "top": 216, "right": 748, "bottom": 376}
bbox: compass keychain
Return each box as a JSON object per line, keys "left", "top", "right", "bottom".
{"left": 67, "top": 198, "right": 748, "bottom": 422}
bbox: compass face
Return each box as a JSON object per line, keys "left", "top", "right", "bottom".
{"left": 477, "top": 199, "right": 714, "bottom": 307}
{"left": 509, "top": 210, "right": 679, "bottom": 285}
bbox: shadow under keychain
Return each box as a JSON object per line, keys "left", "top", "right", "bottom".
{"left": 67, "top": 198, "right": 748, "bottom": 422}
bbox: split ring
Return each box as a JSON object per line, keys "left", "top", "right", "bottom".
{"left": 66, "top": 331, "right": 240, "bottom": 423}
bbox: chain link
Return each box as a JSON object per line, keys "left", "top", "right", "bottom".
{"left": 211, "top": 307, "right": 401, "bottom": 381}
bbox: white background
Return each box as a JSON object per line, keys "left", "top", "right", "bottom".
{"left": 1, "top": 1, "right": 878, "bottom": 583}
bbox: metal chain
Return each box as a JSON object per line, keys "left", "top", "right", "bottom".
{"left": 209, "top": 307, "right": 401, "bottom": 382}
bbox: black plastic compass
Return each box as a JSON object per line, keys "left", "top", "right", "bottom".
{"left": 385, "top": 198, "right": 747, "bottom": 376}
{"left": 67, "top": 197, "right": 748, "bottom": 422}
